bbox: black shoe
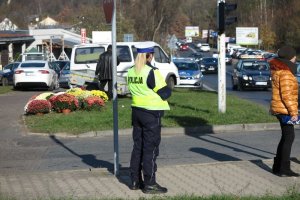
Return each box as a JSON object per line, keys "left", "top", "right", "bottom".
{"left": 272, "top": 157, "right": 280, "bottom": 174}
{"left": 142, "top": 183, "right": 167, "bottom": 194}
{"left": 274, "top": 169, "right": 300, "bottom": 177}
{"left": 130, "top": 181, "right": 144, "bottom": 190}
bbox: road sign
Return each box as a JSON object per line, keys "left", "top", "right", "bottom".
{"left": 124, "top": 34, "right": 134, "bottom": 42}
{"left": 81, "top": 28, "right": 86, "bottom": 44}
{"left": 103, "top": 0, "right": 114, "bottom": 24}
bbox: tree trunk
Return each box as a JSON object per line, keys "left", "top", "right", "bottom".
{"left": 152, "top": 14, "right": 164, "bottom": 41}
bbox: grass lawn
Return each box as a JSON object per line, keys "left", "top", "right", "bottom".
{"left": 24, "top": 88, "right": 277, "bottom": 134}
{"left": 0, "top": 86, "right": 13, "bottom": 94}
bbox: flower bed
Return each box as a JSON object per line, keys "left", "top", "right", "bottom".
{"left": 24, "top": 88, "right": 108, "bottom": 115}
{"left": 50, "top": 93, "right": 79, "bottom": 112}
{"left": 82, "top": 96, "right": 105, "bottom": 111}
{"left": 26, "top": 99, "right": 52, "bottom": 114}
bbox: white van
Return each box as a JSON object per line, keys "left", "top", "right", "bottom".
{"left": 70, "top": 42, "right": 180, "bottom": 90}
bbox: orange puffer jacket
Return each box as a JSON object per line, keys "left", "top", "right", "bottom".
{"left": 269, "top": 58, "right": 298, "bottom": 116}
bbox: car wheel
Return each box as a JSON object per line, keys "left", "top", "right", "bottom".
{"left": 166, "top": 76, "right": 175, "bottom": 90}
{"left": 231, "top": 77, "right": 237, "bottom": 90}
{"left": 2, "top": 77, "right": 8, "bottom": 86}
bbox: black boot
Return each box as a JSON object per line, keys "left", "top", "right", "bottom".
{"left": 275, "top": 161, "right": 299, "bottom": 177}
{"left": 130, "top": 176, "right": 144, "bottom": 190}
{"left": 142, "top": 183, "right": 167, "bottom": 194}
{"left": 130, "top": 180, "right": 144, "bottom": 190}
{"left": 272, "top": 157, "right": 280, "bottom": 174}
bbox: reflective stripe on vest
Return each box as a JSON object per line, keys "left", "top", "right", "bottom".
{"left": 127, "top": 65, "right": 170, "bottom": 110}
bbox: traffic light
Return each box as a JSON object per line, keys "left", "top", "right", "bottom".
{"left": 218, "top": 1, "right": 237, "bottom": 34}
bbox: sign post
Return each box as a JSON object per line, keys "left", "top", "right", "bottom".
{"left": 103, "top": 0, "right": 119, "bottom": 176}
{"left": 217, "top": 0, "right": 226, "bottom": 113}
{"left": 80, "top": 28, "right": 86, "bottom": 44}
{"left": 103, "top": 0, "right": 114, "bottom": 24}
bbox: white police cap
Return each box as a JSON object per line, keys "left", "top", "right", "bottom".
{"left": 135, "top": 41, "right": 155, "bottom": 53}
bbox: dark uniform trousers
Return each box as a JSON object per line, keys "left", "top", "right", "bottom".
{"left": 130, "top": 107, "right": 161, "bottom": 186}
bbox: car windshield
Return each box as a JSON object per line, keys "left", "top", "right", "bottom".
{"left": 117, "top": 46, "right": 132, "bottom": 62}
{"left": 54, "top": 61, "right": 69, "bottom": 70}
{"left": 175, "top": 62, "right": 198, "bottom": 70}
{"left": 242, "top": 62, "right": 269, "bottom": 71}
{"left": 202, "top": 58, "right": 217, "bottom": 63}
{"left": 25, "top": 54, "right": 45, "bottom": 61}
{"left": 3, "top": 65, "right": 12, "bottom": 70}
{"left": 75, "top": 47, "right": 105, "bottom": 64}
{"left": 20, "top": 63, "right": 45, "bottom": 68}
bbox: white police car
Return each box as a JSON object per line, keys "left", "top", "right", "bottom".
{"left": 173, "top": 57, "right": 203, "bottom": 88}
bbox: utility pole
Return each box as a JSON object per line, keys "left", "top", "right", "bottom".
{"left": 103, "top": 0, "right": 119, "bottom": 176}
{"left": 217, "top": 0, "right": 226, "bottom": 113}
{"left": 111, "top": 0, "right": 119, "bottom": 176}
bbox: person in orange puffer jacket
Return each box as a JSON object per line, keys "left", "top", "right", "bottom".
{"left": 269, "top": 45, "right": 299, "bottom": 177}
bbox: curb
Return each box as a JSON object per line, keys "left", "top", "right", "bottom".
{"left": 25, "top": 122, "right": 290, "bottom": 138}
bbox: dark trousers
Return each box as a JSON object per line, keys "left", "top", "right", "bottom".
{"left": 275, "top": 116, "right": 295, "bottom": 168}
{"left": 99, "top": 79, "right": 112, "bottom": 100}
{"left": 130, "top": 108, "right": 161, "bottom": 186}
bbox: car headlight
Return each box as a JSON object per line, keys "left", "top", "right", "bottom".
{"left": 242, "top": 75, "right": 249, "bottom": 80}
{"left": 249, "top": 76, "right": 253, "bottom": 80}
{"left": 201, "top": 65, "right": 205, "bottom": 68}
{"left": 193, "top": 74, "right": 200, "bottom": 79}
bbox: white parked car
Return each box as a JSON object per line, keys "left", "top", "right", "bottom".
{"left": 13, "top": 60, "right": 59, "bottom": 90}
{"left": 200, "top": 43, "right": 210, "bottom": 52}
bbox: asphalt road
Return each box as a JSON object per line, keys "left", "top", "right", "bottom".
{"left": 0, "top": 90, "right": 300, "bottom": 174}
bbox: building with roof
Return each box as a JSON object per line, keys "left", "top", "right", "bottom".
{"left": 0, "top": 30, "right": 34, "bottom": 67}
{"left": 28, "top": 28, "right": 92, "bottom": 61}
{"left": 0, "top": 16, "right": 92, "bottom": 67}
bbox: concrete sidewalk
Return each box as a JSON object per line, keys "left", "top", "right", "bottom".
{"left": 1, "top": 159, "right": 300, "bottom": 200}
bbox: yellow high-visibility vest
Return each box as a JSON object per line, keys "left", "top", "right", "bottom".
{"left": 127, "top": 65, "right": 170, "bottom": 110}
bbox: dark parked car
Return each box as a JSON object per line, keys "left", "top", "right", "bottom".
{"left": 231, "top": 58, "right": 271, "bottom": 91}
{"left": 59, "top": 62, "right": 71, "bottom": 88}
{"left": 52, "top": 60, "right": 70, "bottom": 71}
{"left": 0, "top": 62, "right": 20, "bottom": 85}
{"left": 50, "top": 61, "right": 69, "bottom": 78}
{"left": 192, "top": 52, "right": 203, "bottom": 62}
{"left": 296, "top": 61, "right": 300, "bottom": 85}
{"left": 199, "top": 57, "right": 218, "bottom": 73}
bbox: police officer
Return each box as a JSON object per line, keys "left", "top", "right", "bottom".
{"left": 127, "top": 42, "right": 171, "bottom": 194}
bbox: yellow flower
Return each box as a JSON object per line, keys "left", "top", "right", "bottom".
{"left": 90, "top": 90, "right": 108, "bottom": 102}
{"left": 66, "top": 88, "right": 85, "bottom": 97}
